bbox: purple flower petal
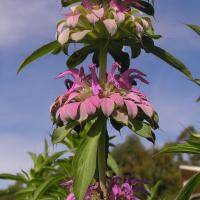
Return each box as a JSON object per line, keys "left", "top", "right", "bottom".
{"left": 71, "top": 30, "right": 91, "bottom": 41}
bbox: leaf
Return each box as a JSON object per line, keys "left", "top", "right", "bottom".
{"left": 33, "top": 176, "right": 63, "bottom": 200}
{"left": 67, "top": 45, "right": 96, "bottom": 68}
{"left": 131, "top": 1, "right": 154, "bottom": 16}
{"left": 160, "top": 141, "right": 200, "bottom": 155}
{"left": 51, "top": 122, "right": 77, "bottom": 144}
{"left": 110, "top": 118, "right": 124, "bottom": 132}
{"left": 109, "top": 47, "right": 130, "bottom": 73}
{"left": 147, "top": 181, "right": 162, "bottom": 200}
{"left": 0, "top": 173, "right": 27, "bottom": 183}
{"left": 142, "top": 37, "right": 193, "bottom": 80}
{"left": 73, "top": 118, "right": 103, "bottom": 200}
{"left": 107, "top": 154, "right": 120, "bottom": 175}
{"left": 176, "top": 171, "right": 200, "bottom": 200}
{"left": 17, "top": 41, "right": 60, "bottom": 73}
{"left": 187, "top": 24, "right": 200, "bottom": 36}
{"left": 61, "top": 0, "right": 81, "bottom": 7}
{"left": 129, "top": 121, "right": 155, "bottom": 143}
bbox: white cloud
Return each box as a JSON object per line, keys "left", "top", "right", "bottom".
{"left": 0, "top": 0, "right": 63, "bottom": 47}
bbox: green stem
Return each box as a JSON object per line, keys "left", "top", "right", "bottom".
{"left": 98, "top": 120, "right": 108, "bottom": 199}
{"left": 99, "top": 44, "right": 107, "bottom": 85}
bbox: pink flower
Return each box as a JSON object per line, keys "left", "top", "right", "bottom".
{"left": 62, "top": 176, "right": 149, "bottom": 200}
{"left": 50, "top": 63, "right": 156, "bottom": 126}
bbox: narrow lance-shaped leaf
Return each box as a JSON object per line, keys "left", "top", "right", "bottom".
{"left": 73, "top": 118, "right": 103, "bottom": 200}
{"left": 107, "top": 154, "right": 120, "bottom": 175}
{"left": 159, "top": 141, "right": 200, "bottom": 155}
{"left": 176, "top": 171, "right": 200, "bottom": 200}
{"left": 51, "top": 121, "right": 78, "bottom": 144}
{"left": 33, "top": 176, "right": 63, "bottom": 200}
{"left": 17, "top": 41, "right": 60, "bottom": 73}
{"left": 187, "top": 24, "right": 200, "bottom": 36}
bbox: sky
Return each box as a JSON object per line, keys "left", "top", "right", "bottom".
{"left": 0, "top": 0, "right": 200, "bottom": 189}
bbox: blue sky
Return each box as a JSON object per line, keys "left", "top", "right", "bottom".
{"left": 0, "top": 0, "right": 200, "bottom": 188}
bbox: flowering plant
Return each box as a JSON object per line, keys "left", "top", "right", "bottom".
{"left": 6, "top": 0, "right": 199, "bottom": 200}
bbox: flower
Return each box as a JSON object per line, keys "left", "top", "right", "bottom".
{"left": 50, "top": 63, "right": 156, "bottom": 127}
{"left": 62, "top": 176, "right": 149, "bottom": 200}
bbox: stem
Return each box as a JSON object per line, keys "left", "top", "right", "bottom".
{"left": 98, "top": 120, "right": 108, "bottom": 199}
{"left": 99, "top": 44, "right": 107, "bottom": 85}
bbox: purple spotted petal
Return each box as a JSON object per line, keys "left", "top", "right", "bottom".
{"left": 100, "top": 98, "right": 114, "bottom": 117}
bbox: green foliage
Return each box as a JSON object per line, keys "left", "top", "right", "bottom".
{"left": 161, "top": 127, "right": 200, "bottom": 199}
{"left": 176, "top": 172, "right": 200, "bottom": 200}
{"left": 66, "top": 45, "right": 97, "bottom": 68}
{"left": 0, "top": 140, "right": 71, "bottom": 200}
{"left": 129, "top": 121, "right": 156, "bottom": 143}
{"left": 17, "top": 41, "right": 60, "bottom": 73}
{"left": 72, "top": 118, "right": 104, "bottom": 200}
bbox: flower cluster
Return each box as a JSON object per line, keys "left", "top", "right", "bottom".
{"left": 50, "top": 63, "right": 157, "bottom": 129}
{"left": 56, "top": 4, "right": 152, "bottom": 45}
{"left": 62, "top": 176, "right": 149, "bottom": 200}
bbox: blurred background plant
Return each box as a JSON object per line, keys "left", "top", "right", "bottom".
{"left": 1, "top": 125, "right": 200, "bottom": 199}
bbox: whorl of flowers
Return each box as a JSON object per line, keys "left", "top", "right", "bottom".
{"left": 56, "top": 4, "right": 152, "bottom": 45}
{"left": 50, "top": 63, "right": 157, "bottom": 130}
{"left": 62, "top": 176, "right": 149, "bottom": 200}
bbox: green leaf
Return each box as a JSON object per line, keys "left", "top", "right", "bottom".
{"left": 131, "top": 1, "right": 154, "bottom": 16}
{"left": 176, "top": 171, "right": 200, "bottom": 200}
{"left": 61, "top": 0, "right": 81, "bottom": 7}
{"left": 73, "top": 118, "right": 103, "bottom": 200}
{"left": 51, "top": 122, "right": 77, "bottom": 144}
{"left": 107, "top": 154, "right": 120, "bottom": 175}
{"left": 147, "top": 181, "right": 162, "bottom": 200}
{"left": 160, "top": 141, "right": 200, "bottom": 155}
{"left": 0, "top": 173, "right": 27, "bottom": 183}
{"left": 187, "top": 24, "right": 200, "bottom": 36}
{"left": 142, "top": 37, "right": 193, "bottom": 80}
{"left": 18, "top": 41, "right": 60, "bottom": 73}
{"left": 109, "top": 46, "right": 130, "bottom": 73}
{"left": 129, "top": 121, "right": 155, "bottom": 143}
{"left": 33, "top": 176, "right": 63, "bottom": 200}
{"left": 67, "top": 45, "right": 96, "bottom": 68}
